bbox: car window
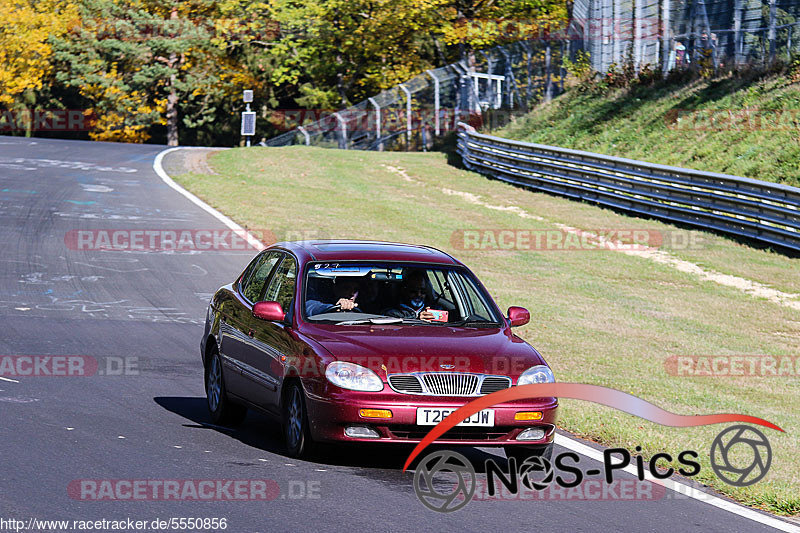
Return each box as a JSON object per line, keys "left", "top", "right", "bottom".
{"left": 241, "top": 252, "right": 282, "bottom": 302}
{"left": 304, "top": 263, "right": 499, "bottom": 325}
{"left": 263, "top": 255, "right": 297, "bottom": 311}
{"left": 458, "top": 274, "right": 493, "bottom": 322}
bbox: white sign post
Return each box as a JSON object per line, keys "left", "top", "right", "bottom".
{"left": 241, "top": 90, "right": 256, "bottom": 147}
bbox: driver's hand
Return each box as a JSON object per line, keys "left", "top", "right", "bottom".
{"left": 419, "top": 308, "right": 435, "bottom": 321}
{"left": 336, "top": 298, "right": 358, "bottom": 311}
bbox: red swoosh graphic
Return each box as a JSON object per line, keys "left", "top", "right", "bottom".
{"left": 402, "top": 383, "right": 784, "bottom": 471}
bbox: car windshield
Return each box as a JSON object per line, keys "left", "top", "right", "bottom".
{"left": 303, "top": 263, "right": 501, "bottom": 326}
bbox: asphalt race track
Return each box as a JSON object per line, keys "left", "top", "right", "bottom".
{"left": 0, "top": 137, "right": 792, "bottom": 532}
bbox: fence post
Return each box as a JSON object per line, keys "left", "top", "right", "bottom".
{"left": 426, "top": 70, "right": 441, "bottom": 136}
{"left": 768, "top": 0, "right": 777, "bottom": 64}
{"left": 602, "top": 0, "right": 612, "bottom": 71}
{"left": 522, "top": 41, "right": 533, "bottom": 107}
{"left": 399, "top": 83, "right": 412, "bottom": 149}
{"left": 298, "top": 126, "right": 310, "bottom": 146}
{"left": 544, "top": 40, "right": 552, "bottom": 102}
{"left": 368, "top": 97, "right": 382, "bottom": 151}
{"left": 662, "top": 0, "right": 671, "bottom": 75}
{"left": 612, "top": 0, "right": 622, "bottom": 66}
{"left": 733, "top": 0, "right": 743, "bottom": 66}
{"left": 334, "top": 112, "right": 347, "bottom": 150}
{"left": 634, "top": 0, "right": 644, "bottom": 71}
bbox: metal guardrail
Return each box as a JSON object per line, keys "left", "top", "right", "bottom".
{"left": 456, "top": 123, "right": 800, "bottom": 252}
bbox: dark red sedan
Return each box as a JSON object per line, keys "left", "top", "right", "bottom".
{"left": 201, "top": 240, "right": 558, "bottom": 460}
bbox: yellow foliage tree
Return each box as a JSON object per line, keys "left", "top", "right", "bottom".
{"left": 0, "top": 0, "right": 78, "bottom": 108}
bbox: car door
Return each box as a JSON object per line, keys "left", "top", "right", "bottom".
{"left": 219, "top": 251, "right": 282, "bottom": 401}
{"left": 242, "top": 253, "right": 300, "bottom": 413}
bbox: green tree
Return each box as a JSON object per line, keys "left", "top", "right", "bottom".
{"left": 51, "top": 0, "right": 270, "bottom": 144}
{"left": 268, "top": 0, "right": 447, "bottom": 108}
{"left": 267, "top": 0, "right": 568, "bottom": 110}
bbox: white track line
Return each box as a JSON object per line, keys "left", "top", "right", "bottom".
{"left": 157, "top": 149, "right": 798, "bottom": 531}
{"left": 0, "top": 376, "right": 19, "bottom": 383}
{"left": 152, "top": 148, "right": 265, "bottom": 252}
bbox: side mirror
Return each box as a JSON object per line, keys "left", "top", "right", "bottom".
{"left": 507, "top": 306, "right": 530, "bottom": 327}
{"left": 253, "top": 301, "right": 286, "bottom": 322}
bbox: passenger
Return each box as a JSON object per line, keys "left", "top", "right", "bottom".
{"left": 305, "top": 278, "right": 361, "bottom": 316}
{"left": 383, "top": 270, "right": 435, "bottom": 320}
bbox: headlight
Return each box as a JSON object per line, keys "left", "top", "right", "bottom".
{"left": 325, "top": 362, "right": 384, "bottom": 392}
{"left": 517, "top": 365, "right": 555, "bottom": 386}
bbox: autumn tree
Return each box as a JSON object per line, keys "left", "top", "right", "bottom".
{"left": 268, "top": 0, "right": 448, "bottom": 108}
{"left": 0, "top": 0, "right": 79, "bottom": 134}
{"left": 51, "top": 0, "right": 271, "bottom": 144}
{"left": 267, "top": 0, "right": 568, "bottom": 109}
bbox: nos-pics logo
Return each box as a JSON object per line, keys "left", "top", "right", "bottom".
{"left": 413, "top": 425, "right": 772, "bottom": 513}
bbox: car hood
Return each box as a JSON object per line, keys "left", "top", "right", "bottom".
{"left": 301, "top": 323, "right": 545, "bottom": 377}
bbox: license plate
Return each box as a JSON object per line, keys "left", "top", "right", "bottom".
{"left": 416, "top": 407, "right": 495, "bottom": 426}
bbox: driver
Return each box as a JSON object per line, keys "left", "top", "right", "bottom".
{"left": 383, "top": 270, "right": 435, "bottom": 320}
{"left": 305, "top": 277, "right": 361, "bottom": 316}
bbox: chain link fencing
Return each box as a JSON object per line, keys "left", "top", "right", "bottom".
{"left": 571, "top": 0, "right": 800, "bottom": 74}
{"left": 264, "top": 40, "right": 568, "bottom": 151}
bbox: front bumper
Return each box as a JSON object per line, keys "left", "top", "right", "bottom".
{"left": 304, "top": 385, "right": 558, "bottom": 446}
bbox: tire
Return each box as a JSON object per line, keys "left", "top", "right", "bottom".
{"left": 205, "top": 351, "right": 247, "bottom": 426}
{"left": 283, "top": 381, "right": 313, "bottom": 458}
{"left": 504, "top": 443, "right": 554, "bottom": 464}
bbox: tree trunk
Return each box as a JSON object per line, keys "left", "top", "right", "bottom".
{"left": 166, "top": 6, "right": 179, "bottom": 146}
{"left": 166, "top": 72, "right": 178, "bottom": 146}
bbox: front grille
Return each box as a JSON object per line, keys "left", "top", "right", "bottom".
{"left": 421, "top": 373, "right": 478, "bottom": 396}
{"left": 387, "top": 372, "right": 510, "bottom": 396}
{"left": 480, "top": 376, "right": 512, "bottom": 394}
{"left": 388, "top": 375, "right": 423, "bottom": 394}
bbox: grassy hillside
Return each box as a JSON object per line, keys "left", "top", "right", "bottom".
{"left": 496, "top": 70, "right": 800, "bottom": 187}
{"left": 172, "top": 146, "right": 799, "bottom": 516}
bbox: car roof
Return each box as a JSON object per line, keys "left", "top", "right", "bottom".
{"left": 274, "top": 240, "right": 460, "bottom": 266}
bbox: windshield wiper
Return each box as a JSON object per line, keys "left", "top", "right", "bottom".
{"left": 335, "top": 317, "right": 404, "bottom": 325}
{"left": 448, "top": 319, "right": 500, "bottom": 327}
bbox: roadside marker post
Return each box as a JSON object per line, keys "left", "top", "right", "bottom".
{"left": 241, "top": 90, "right": 256, "bottom": 147}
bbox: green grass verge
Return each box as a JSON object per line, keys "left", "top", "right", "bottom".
{"left": 173, "top": 146, "right": 800, "bottom": 516}
{"left": 495, "top": 71, "right": 800, "bottom": 188}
